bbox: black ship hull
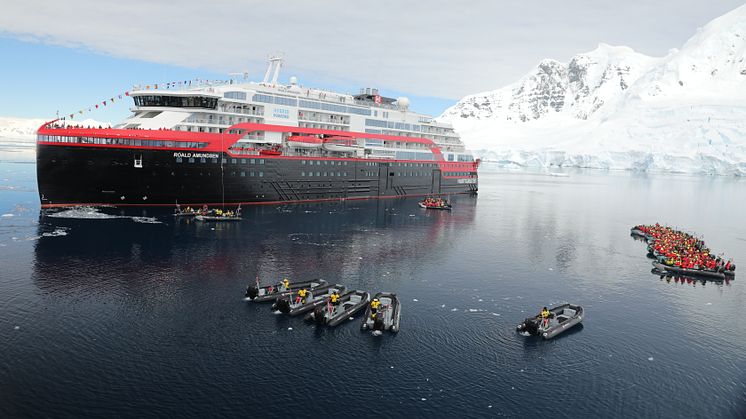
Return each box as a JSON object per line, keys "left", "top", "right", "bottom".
{"left": 36, "top": 145, "right": 478, "bottom": 207}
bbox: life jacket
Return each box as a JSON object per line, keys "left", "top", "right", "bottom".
{"left": 371, "top": 300, "right": 380, "bottom": 309}
{"left": 298, "top": 289, "right": 308, "bottom": 298}
{"left": 541, "top": 310, "right": 550, "bottom": 318}
{"left": 330, "top": 294, "right": 339, "bottom": 303}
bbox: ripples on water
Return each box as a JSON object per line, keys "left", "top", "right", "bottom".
{"left": 1, "top": 158, "right": 745, "bottom": 418}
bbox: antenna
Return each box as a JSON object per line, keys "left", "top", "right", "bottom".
{"left": 262, "top": 54, "right": 284, "bottom": 85}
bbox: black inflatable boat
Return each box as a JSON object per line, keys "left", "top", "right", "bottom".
{"left": 271, "top": 284, "right": 346, "bottom": 316}
{"left": 516, "top": 303, "right": 583, "bottom": 340}
{"left": 305, "top": 290, "right": 370, "bottom": 327}
{"left": 360, "top": 292, "right": 401, "bottom": 333}
{"left": 245, "top": 279, "right": 330, "bottom": 302}
{"left": 652, "top": 261, "right": 735, "bottom": 280}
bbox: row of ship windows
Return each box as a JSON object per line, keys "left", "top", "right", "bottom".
{"left": 231, "top": 171, "right": 264, "bottom": 177}
{"left": 225, "top": 93, "right": 373, "bottom": 116}
{"left": 39, "top": 135, "right": 208, "bottom": 149}
{"left": 301, "top": 160, "right": 348, "bottom": 166}
{"left": 301, "top": 172, "right": 349, "bottom": 177}
{"left": 176, "top": 157, "right": 267, "bottom": 164}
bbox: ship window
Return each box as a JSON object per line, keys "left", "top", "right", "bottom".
{"left": 241, "top": 159, "right": 246, "bottom": 164}
{"left": 250, "top": 159, "right": 255, "bottom": 164}
{"left": 176, "top": 157, "right": 182, "bottom": 163}
{"left": 301, "top": 172, "right": 305, "bottom": 176}
{"left": 188, "top": 158, "right": 195, "bottom": 163}
{"left": 337, "top": 172, "right": 341, "bottom": 177}
{"left": 301, "top": 160, "right": 306, "bottom": 165}
{"left": 259, "top": 159, "right": 265, "bottom": 164}
{"left": 307, "top": 172, "right": 312, "bottom": 177}
{"left": 200, "top": 158, "right": 206, "bottom": 163}
{"left": 240, "top": 171, "right": 245, "bottom": 177}
{"left": 316, "top": 172, "right": 320, "bottom": 176}
{"left": 231, "top": 158, "right": 237, "bottom": 164}
{"left": 323, "top": 172, "right": 327, "bottom": 177}
{"left": 330, "top": 172, "right": 334, "bottom": 177}
{"left": 259, "top": 172, "right": 264, "bottom": 177}
{"left": 212, "top": 158, "right": 218, "bottom": 163}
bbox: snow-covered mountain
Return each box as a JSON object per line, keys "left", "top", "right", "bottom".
{"left": 0, "top": 117, "right": 110, "bottom": 143}
{"left": 441, "top": 5, "right": 746, "bottom": 175}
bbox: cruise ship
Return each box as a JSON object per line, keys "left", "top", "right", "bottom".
{"left": 36, "top": 57, "right": 478, "bottom": 208}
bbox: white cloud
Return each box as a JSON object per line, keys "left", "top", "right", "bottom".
{"left": 1, "top": 0, "right": 743, "bottom": 99}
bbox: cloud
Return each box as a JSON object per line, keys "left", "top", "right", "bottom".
{"left": 1, "top": 0, "right": 743, "bottom": 99}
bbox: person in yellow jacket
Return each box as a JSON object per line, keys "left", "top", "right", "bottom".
{"left": 540, "top": 307, "right": 551, "bottom": 328}
{"left": 370, "top": 298, "right": 381, "bottom": 319}
{"left": 297, "top": 288, "right": 308, "bottom": 305}
{"left": 328, "top": 291, "right": 341, "bottom": 314}
{"left": 282, "top": 279, "right": 290, "bottom": 291}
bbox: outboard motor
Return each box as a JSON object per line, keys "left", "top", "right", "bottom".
{"left": 246, "top": 285, "right": 259, "bottom": 299}
{"left": 373, "top": 316, "right": 385, "bottom": 331}
{"left": 521, "top": 318, "right": 540, "bottom": 336}
{"left": 730, "top": 263, "right": 736, "bottom": 272}
{"left": 313, "top": 305, "right": 326, "bottom": 325}
{"left": 273, "top": 298, "right": 291, "bottom": 314}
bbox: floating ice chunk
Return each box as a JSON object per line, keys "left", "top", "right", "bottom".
{"left": 706, "top": 302, "right": 712, "bottom": 305}
{"left": 441, "top": 304, "right": 445, "bottom": 308}
{"left": 349, "top": 317, "right": 354, "bottom": 320}
{"left": 132, "top": 216, "right": 162, "bottom": 224}
{"left": 478, "top": 299, "right": 483, "bottom": 302}
{"left": 1, "top": 213, "right": 13, "bottom": 217}
{"left": 413, "top": 299, "right": 418, "bottom": 302}
{"left": 491, "top": 313, "right": 500, "bottom": 316}
{"left": 451, "top": 308, "right": 458, "bottom": 312}
{"left": 488, "top": 405, "right": 492, "bottom": 408}
{"left": 390, "top": 366, "right": 394, "bottom": 369}
{"left": 468, "top": 309, "right": 478, "bottom": 312}
{"left": 14, "top": 326, "right": 20, "bottom": 330}
{"left": 648, "top": 357, "right": 654, "bottom": 361}
{"left": 287, "top": 327, "right": 293, "bottom": 331}
{"left": 421, "top": 398, "right": 427, "bottom": 401}
{"left": 359, "top": 257, "right": 363, "bottom": 259}
{"left": 409, "top": 214, "right": 415, "bottom": 217}
{"left": 42, "top": 228, "right": 68, "bottom": 237}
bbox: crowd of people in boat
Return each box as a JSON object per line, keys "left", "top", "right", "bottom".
{"left": 633, "top": 223, "right": 735, "bottom": 273}
{"left": 175, "top": 204, "right": 241, "bottom": 218}
{"left": 420, "top": 197, "right": 451, "bottom": 208}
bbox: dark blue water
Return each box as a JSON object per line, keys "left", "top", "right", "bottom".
{"left": 1, "top": 145, "right": 745, "bottom": 418}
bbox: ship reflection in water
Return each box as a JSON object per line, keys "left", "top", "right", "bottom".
{"left": 31, "top": 196, "right": 478, "bottom": 295}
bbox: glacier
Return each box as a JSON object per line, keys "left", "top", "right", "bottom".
{"left": 440, "top": 5, "right": 746, "bottom": 176}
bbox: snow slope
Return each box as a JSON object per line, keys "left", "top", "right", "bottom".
{"left": 0, "top": 117, "right": 110, "bottom": 143}
{"left": 441, "top": 5, "right": 746, "bottom": 175}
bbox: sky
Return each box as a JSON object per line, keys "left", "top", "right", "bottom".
{"left": 0, "top": 0, "right": 743, "bottom": 122}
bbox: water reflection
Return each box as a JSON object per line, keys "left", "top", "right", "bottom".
{"left": 31, "top": 196, "right": 477, "bottom": 294}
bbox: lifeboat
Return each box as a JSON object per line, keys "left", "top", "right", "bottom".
{"left": 287, "top": 135, "right": 323, "bottom": 149}
{"left": 305, "top": 290, "right": 370, "bottom": 327}
{"left": 271, "top": 284, "right": 346, "bottom": 316}
{"left": 360, "top": 292, "right": 401, "bottom": 333}
{"left": 322, "top": 136, "right": 361, "bottom": 153}
{"left": 517, "top": 303, "right": 583, "bottom": 340}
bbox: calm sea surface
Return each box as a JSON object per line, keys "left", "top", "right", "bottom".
{"left": 1, "top": 145, "right": 745, "bottom": 418}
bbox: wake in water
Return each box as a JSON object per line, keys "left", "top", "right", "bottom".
{"left": 45, "top": 207, "right": 162, "bottom": 224}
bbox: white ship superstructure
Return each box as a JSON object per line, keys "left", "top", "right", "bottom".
{"left": 119, "top": 57, "right": 473, "bottom": 163}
